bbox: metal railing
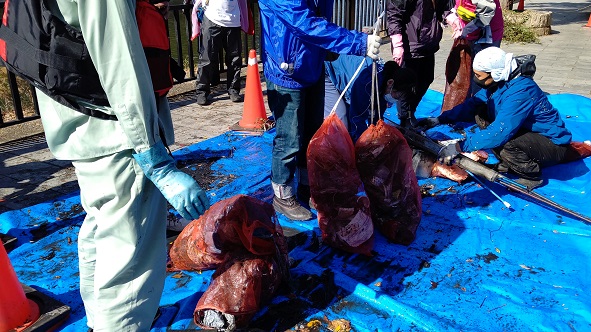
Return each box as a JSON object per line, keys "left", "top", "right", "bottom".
{"left": 0, "top": 0, "right": 383, "bottom": 129}
{"left": 338, "top": 0, "right": 387, "bottom": 32}
{"left": 0, "top": 67, "right": 41, "bottom": 129}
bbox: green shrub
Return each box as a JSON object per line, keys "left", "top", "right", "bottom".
{"left": 502, "top": 10, "right": 540, "bottom": 44}
{"left": 0, "top": 68, "right": 37, "bottom": 122}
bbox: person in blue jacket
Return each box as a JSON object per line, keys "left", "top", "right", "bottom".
{"left": 417, "top": 47, "right": 572, "bottom": 190}
{"left": 324, "top": 55, "right": 418, "bottom": 141}
{"left": 258, "top": 0, "right": 382, "bottom": 221}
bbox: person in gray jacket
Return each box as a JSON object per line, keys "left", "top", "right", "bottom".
{"left": 36, "top": 1, "right": 209, "bottom": 330}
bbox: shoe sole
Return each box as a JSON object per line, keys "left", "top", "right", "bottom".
{"left": 272, "top": 202, "right": 313, "bottom": 221}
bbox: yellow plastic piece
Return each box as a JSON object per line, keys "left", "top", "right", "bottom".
{"left": 457, "top": 6, "right": 476, "bottom": 22}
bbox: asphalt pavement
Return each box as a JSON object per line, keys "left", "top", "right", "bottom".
{"left": 1, "top": 0, "right": 590, "bottom": 213}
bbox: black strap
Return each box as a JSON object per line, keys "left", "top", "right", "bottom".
{"left": 52, "top": 93, "right": 118, "bottom": 121}
{"left": 0, "top": 25, "right": 91, "bottom": 73}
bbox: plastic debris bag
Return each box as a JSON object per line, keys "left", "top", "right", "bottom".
{"left": 355, "top": 120, "right": 422, "bottom": 245}
{"left": 442, "top": 38, "right": 472, "bottom": 113}
{"left": 307, "top": 113, "right": 374, "bottom": 255}
{"left": 167, "top": 194, "right": 288, "bottom": 271}
{"left": 194, "top": 253, "right": 286, "bottom": 331}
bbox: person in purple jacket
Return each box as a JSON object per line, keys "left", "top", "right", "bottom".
{"left": 258, "top": 0, "right": 382, "bottom": 221}
{"left": 387, "top": 0, "right": 454, "bottom": 112}
{"left": 417, "top": 47, "right": 572, "bottom": 190}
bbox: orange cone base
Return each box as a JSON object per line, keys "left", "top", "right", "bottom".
{"left": 584, "top": 14, "right": 591, "bottom": 28}
{"left": 231, "top": 49, "right": 273, "bottom": 133}
{"left": 230, "top": 118, "right": 275, "bottom": 132}
{"left": 14, "top": 284, "right": 71, "bottom": 332}
{"left": 12, "top": 299, "right": 40, "bottom": 332}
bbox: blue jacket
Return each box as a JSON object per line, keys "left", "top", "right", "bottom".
{"left": 325, "top": 55, "right": 386, "bottom": 139}
{"left": 438, "top": 76, "right": 572, "bottom": 151}
{"left": 258, "top": 0, "right": 368, "bottom": 89}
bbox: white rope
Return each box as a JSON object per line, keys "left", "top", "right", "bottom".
{"left": 329, "top": 58, "right": 366, "bottom": 116}
{"left": 370, "top": 10, "right": 384, "bottom": 124}
{"left": 329, "top": 10, "right": 385, "bottom": 116}
{"left": 374, "top": 61, "right": 382, "bottom": 122}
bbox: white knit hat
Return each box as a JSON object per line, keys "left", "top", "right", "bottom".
{"left": 473, "top": 47, "right": 518, "bottom": 82}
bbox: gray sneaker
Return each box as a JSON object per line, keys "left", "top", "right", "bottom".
{"left": 196, "top": 93, "right": 209, "bottom": 106}
{"left": 229, "top": 91, "right": 243, "bottom": 102}
{"left": 273, "top": 196, "right": 313, "bottom": 221}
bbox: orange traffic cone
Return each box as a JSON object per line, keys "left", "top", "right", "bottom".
{"left": 231, "top": 49, "right": 274, "bottom": 132}
{"left": 0, "top": 244, "right": 39, "bottom": 331}
{"left": 516, "top": 0, "right": 524, "bottom": 12}
{"left": 584, "top": 13, "right": 591, "bottom": 28}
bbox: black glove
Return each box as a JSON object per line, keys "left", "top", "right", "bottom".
{"left": 416, "top": 117, "right": 440, "bottom": 130}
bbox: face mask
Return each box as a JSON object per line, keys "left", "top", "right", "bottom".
{"left": 473, "top": 75, "right": 498, "bottom": 89}
{"left": 473, "top": 75, "right": 489, "bottom": 89}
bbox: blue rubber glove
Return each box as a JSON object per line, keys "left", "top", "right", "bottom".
{"left": 133, "top": 142, "right": 210, "bottom": 220}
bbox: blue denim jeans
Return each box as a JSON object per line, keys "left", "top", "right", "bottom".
{"left": 266, "top": 77, "right": 325, "bottom": 197}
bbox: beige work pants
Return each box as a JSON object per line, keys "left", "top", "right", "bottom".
{"left": 73, "top": 150, "right": 167, "bottom": 331}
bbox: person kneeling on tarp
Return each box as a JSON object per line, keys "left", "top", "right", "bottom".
{"left": 417, "top": 46, "right": 573, "bottom": 190}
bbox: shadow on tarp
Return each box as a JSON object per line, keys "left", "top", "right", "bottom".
{"left": 1, "top": 90, "right": 591, "bottom": 331}
{"left": 0, "top": 133, "right": 78, "bottom": 214}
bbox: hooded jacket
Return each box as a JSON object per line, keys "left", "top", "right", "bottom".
{"left": 457, "top": 0, "right": 504, "bottom": 42}
{"left": 387, "top": 0, "right": 454, "bottom": 59}
{"left": 258, "top": 0, "right": 367, "bottom": 89}
{"left": 439, "top": 57, "right": 572, "bottom": 151}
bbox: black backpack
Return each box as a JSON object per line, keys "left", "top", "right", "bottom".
{"left": 509, "top": 54, "right": 537, "bottom": 81}
{"left": 0, "top": 0, "right": 181, "bottom": 120}
{"left": 0, "top": 0, "right": 115, "bottom": 119}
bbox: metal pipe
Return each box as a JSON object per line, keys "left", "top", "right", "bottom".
{"left": 465, "top": 169, "right": 512, "bottom": 209}
{"left": 393, "top": 123, "right": 591, "bottom": 225}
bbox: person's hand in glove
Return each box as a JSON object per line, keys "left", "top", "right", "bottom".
{"left": 366, "top": 34, "right": 382, "bottom": 60}
{"left": 415, "top": 117, "right": 440, "bottom": 130}
{"left": 446, "top": 13, "right": 463, "bottom": 39}
{"left": 390, "top": 34, "right": 404, "bottom": 66}
{"left": 133, "top": 141, "right": 210, "bottom": 220}
{"left": 461, "top": 20, "right": 479, "bottom": 38}
{"left": 438, "top": 140, "right": 462, "bottom": 165}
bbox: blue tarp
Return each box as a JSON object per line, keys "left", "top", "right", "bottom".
{"left": 2, "top": 90, "right": 591, "bottom": 331}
